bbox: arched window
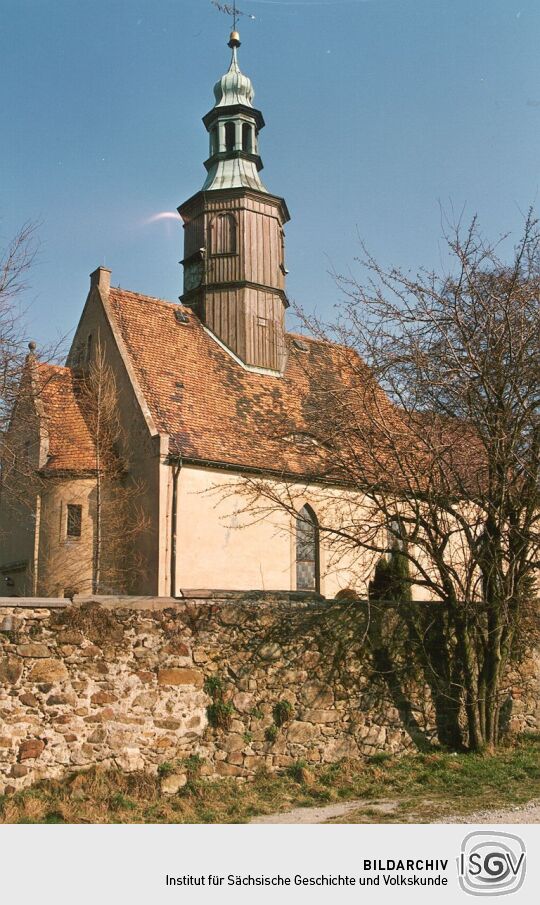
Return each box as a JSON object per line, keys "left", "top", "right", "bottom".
{"left": 211, "top": 213, "right": 237, "bottom": 255}
{"left": 242, "top": 123, "right": 252, "bottom": 152}
{"left": 225, "top": 121, "right": 235, "bottom": 152}
{"left": 387, "top": 517, "right": 406, "bottom": 556}
{"left": 296, "top": 505, "right": 320, "bottom": 592}
{"left": 210, "top": 126, "right": 218, "bottom": 156}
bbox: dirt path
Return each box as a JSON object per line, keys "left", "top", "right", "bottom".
{"left": 250, "top": 799, "right": 398, "bottom": 824}
{"left": 440, "top": 801, "right": 540, "bottom": 824}
{"left": 250, "top": 799, "right": 540, "bottom": 825}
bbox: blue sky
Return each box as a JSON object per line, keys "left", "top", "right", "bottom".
{"left": 1, "top": 0, "right": 539, "bottom": 350}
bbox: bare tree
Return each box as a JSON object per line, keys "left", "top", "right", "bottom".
{"left": 235, "top": 213, "right": 540, "bottom": 752}
{"left": 0, "top": 221, "right": 38, "bottom": 440}
{"left": 0, "top": 222, "right": 36, "bottom": 384}
{"left": 0, "top": 222, "right": 42, "bottom": 576}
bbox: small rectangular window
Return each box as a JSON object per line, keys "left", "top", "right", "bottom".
{"left": 66, "top": 504, "right": 82, "bottom": 538}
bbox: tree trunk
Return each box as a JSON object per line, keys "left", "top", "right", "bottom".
{"left": 93, "top": 469, "right": 101, "bottom": 594}
{"left": 403, "top": 606, "right": 466, "bottom": 751}
{"left": 454, "top": 619, "right": 485, "bottom": 751}
{"left": 367, "top": 607, "right": 434, "bottom": 751}
{"left": 92, "top": 379, "right": 102, "bottom": 594}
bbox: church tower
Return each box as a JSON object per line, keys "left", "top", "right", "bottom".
{"left": 178, "top": 30, "right": 290, "bottom": 374}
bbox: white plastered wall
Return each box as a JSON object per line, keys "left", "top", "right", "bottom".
{"left": 37, "top": 477, "right": 95, "bottom": 597}
{"left": 173, "top": 465, "right": 383, "bottom": 597}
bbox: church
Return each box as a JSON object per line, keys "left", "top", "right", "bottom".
{"left": 0, "top": 29, "right": 385, "bottom": 599}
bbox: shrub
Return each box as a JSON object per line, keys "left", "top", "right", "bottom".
{"left": 273, "top": 700, "right": 293, "bottom": 727}
{"left": 335, "top": 588, "right": 360, "bottom": 601}
{"left": 265, "top": 724, "right": 278, "bottom": 743}
{"left": 203, "top": 676, "right": 224, "bottom": 701}
{"left": 287, "top": 760, "right": 312, "bottom": 784}
{"left": 204, "top": 675, "right": 235, "bottom": 730}
{"left": 369, "top": 551, "right": 412, "bottom": 604}
{"left": 207, "top": 701, "right": 234, "bottom": 730}
{"left": 184, "top": 754, "right": 204, "bottom": 778}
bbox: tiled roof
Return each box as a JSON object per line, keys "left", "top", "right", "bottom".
{"left": 36, "top": 364, "right": 96, "bottom": 474}
{"left": 107, "top": 287, "right": 396, "bottom": 480}
{"left": 34, "top": 290, "right": 482, "bottom": 492}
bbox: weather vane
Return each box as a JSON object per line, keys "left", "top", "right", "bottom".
{"left": 211, "top": 1, "right": 256, "bottom": 30}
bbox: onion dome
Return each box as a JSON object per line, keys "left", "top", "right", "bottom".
{"left": 213, "top": 32, "right": 254, "bottom": 109}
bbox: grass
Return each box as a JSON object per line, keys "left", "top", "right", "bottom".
{"left": 0, "top": 733, "right": 538, "bottom": 825}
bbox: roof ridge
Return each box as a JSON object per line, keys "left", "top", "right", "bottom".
{"left": 286, "top": 329, "right": 362, "bottom": 355}
{"left": 287, "top": 330, "right": 340, "bottom": 348}
{"left": 109, "top": 286, "right": 180, "bottom": 309}
{"left": 36, "top": 362, "right": 72, "bottom": 375}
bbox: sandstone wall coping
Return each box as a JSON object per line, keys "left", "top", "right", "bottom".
{"left": 0, "top": 591, "right": 345, "bottom": 612}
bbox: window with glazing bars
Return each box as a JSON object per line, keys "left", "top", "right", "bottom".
{"left": 66, "top": 504, "right": 82, "bottom": 538}
{"left": 296, "top": 505, "right": 320, "bottom": 592}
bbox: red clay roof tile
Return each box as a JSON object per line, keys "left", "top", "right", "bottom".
{"left": 36, "top": 364, "right": 96, "bottom": 473}
{"left": 107, "top": 287, "right": 388, "bottom": 478}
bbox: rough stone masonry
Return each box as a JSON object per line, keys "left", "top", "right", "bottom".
{"left": 0, "top": 596, "right": 538, "bottom": 793}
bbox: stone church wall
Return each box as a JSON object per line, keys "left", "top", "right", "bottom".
{"left": 0, "top": 596, "right": 538, "bottom": 793}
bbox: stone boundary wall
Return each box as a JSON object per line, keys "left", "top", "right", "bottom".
{"left": 0, "top": 596, "right": 538, "bottom": 793}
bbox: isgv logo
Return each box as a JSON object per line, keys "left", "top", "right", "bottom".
{"left": 458, "top": 831, "right": 526, "bottom": 896}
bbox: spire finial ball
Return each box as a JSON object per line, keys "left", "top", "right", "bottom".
{"left": 28, "top": 341, "right": 37, "bottom": 352}
{"left": 228, "top": 30, "right": 241, "bottom": 48}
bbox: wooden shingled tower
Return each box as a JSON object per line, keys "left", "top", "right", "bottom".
{"left": 178, "top": 28, "right": 290, "bottom": 374}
